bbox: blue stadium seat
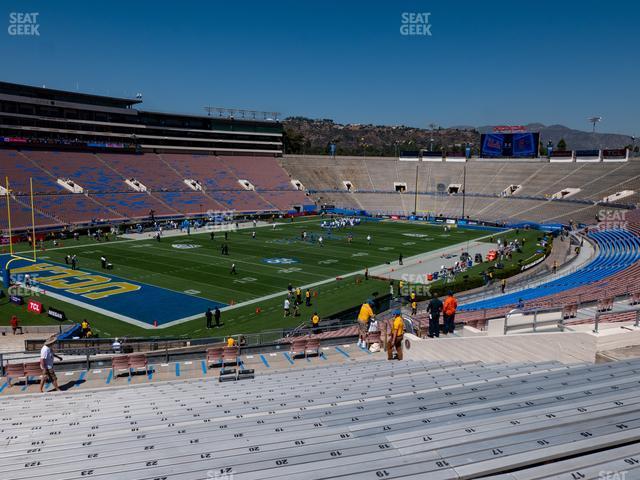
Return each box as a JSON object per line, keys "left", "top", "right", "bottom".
{"left": 461, "top": 228, "right": 640, "bottom": 311}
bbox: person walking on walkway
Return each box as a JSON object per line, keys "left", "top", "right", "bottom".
{"left": 427, "top": 294, "right": 443, "bottom": 338}
{"left": 387, "top": 310, "right": 404, "bottom": 360}
{"left": 39, "top": 337, "right": 62, "bottom": 393}
{"left": 442, "top": 291, "right": 458, "bottom": 334}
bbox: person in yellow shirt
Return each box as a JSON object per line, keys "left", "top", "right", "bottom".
{"left": 80, "top": 319, "right": 90, "bottom": 338}
{"left": 357, "top": 299, "right": 375, "bottom": 348}
{"left": 411, "top": 300, "right": 417, "bottom": 315}
{"left": 226, "top": 337, "right": 236, "bottom": 347}
{"left": 387, "top": 310, "right": 404, "bottom": 360}
{"left": 305, "top": 288, "right": 311, "bottom": 307}
{"left": 311, "top": 312, "right": 320, "bottom": 334}
{"left": 295, "top": 287, "right": 302, "bottom": 305}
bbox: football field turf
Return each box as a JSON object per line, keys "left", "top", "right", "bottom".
{"left": 1, "top": 218, "right": 492, "bottom": 338}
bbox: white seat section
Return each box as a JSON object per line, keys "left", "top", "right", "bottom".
{"left": 1, "top": 358, "right": 639, "bottom": 480}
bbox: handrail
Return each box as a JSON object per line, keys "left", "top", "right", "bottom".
{"left": 502, "top": 304, "right": 640, "bottom": 335}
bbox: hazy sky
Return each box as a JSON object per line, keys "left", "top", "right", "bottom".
{"left": 2, "top": 0, "right": 638, "bottom": 135}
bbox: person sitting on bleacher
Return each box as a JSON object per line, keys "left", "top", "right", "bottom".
{"left": 226, "top": 337, "right": 236, "bottom": 347}
{"left": 387, "top": 310, "right": 404, "bottom": 361}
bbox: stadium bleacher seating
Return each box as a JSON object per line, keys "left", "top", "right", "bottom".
{"left": 4, "top": 149, "right": 638, "bottom": 228}
{"left": 1, "top": 357, "right": 640, "bottom": 478}
{"left": 0, "top": 149, "right": 311, "bottom": 229}
{"left": 279, "top": 155, "right": 640, "bottom": 224}
{"left": 456, "top": 212, "right": 640, "bottom": 328}
{"left": 460, "top": 228, "right": 640, "bottom": 312}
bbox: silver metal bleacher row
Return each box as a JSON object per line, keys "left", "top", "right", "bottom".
{"left": 1, "top": 358, "right": 639, "bottom": 479}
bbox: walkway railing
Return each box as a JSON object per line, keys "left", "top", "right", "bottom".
{"left": 502, "top": 304, "right": 640, "bottom": 335}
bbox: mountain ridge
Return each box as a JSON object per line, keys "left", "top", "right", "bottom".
{"left": 283, "top": 117, "right": 636, "bottom": 156}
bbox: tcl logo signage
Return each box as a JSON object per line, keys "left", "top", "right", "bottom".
{"left": 27, "top": 299, "right": 43, "bottom": 314}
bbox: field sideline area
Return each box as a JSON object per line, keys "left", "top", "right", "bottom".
{"left": 0, "top": 217, "right": 501, "bottom": 338}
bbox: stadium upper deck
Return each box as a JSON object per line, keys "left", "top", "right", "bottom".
{"left": 0, "top": 81, "right": 282, "bottom": 155}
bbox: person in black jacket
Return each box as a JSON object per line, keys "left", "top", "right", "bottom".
{"left": 206, "top": 308, "right": 213, "bottom": 329}
{"left": 427, "top": 293, "right": 443, "bottom": 338}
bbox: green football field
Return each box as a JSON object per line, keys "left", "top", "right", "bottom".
{"left": 0, "top": 217, "right": 495, "bottom": 339}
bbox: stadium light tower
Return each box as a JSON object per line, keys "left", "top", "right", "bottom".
{"left": 588, "top": 116, "right": 602, "bottom": 133}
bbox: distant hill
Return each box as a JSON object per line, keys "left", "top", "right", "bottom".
{"left": 283, "top": 117, "right": 477, "bottom": 156}
{"left": 283, "top": 118, "right": 635, "bottom": 156}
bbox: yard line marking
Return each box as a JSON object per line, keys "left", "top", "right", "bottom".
{"left": 18, "top": 220, "right": 502, "bottom": 330}
{"left": 106, "top": 370, "right": 113, "bottom": 384}
{"left": 283, "top": 353, "right": 294, "bottom": 365}
{"left": 201, "top": 360, "right": 207, "bottom": 375}
{"left": 335, "top": 347, "right": 350, "bottom": 358}
{"left": 147, "top": 365, "right": 154, "bottom": 381}
{"left": 175, "top": 363, "right": 181, "bottom": 377}
{"left": 320, "top": 352, "right": 328, "bottom": 360}
{"left": 0, "top": 382, "right": 9, "bottom": 393}
{"left": 36, "top": 219, "right": 495, "bottom": 329}
{"left": 260, "top": 355, "right": 270, "bottom": 368}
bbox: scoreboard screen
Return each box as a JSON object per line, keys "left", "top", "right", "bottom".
{"left": 481, "top": 132, "right": 539, "bottom": 157}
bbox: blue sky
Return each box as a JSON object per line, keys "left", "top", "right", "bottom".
{"left": 1, "top": 1, "right": 638, "bottom": 135}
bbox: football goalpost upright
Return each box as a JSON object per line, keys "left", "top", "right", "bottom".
{"left": 2, "top": 177, "right": 38, "bottom": 288}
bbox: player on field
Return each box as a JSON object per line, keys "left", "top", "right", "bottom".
{"left": 295, "top": 287, "right": 302, "bottom": 305}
